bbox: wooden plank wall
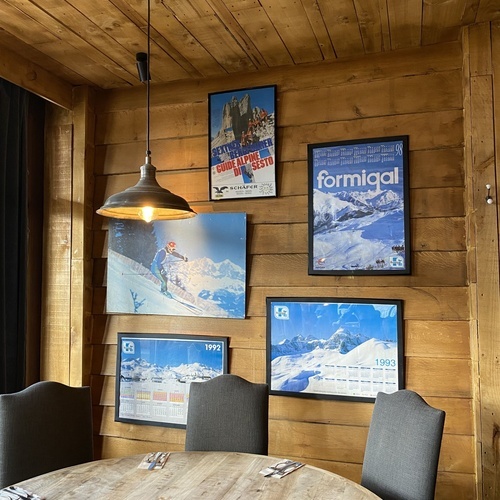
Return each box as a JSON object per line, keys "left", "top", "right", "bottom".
{"left": 463, "top": 22, "right": 500, "bottom": 499}
{"left": 41, "top": 104, "right": 74, "bottom": 382}
{"left": 90, "top": 41, "right": 475, "bottom": 498}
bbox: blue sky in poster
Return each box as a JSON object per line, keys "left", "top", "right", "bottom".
{"left": 122, "top": 337, "right": 225, "bottom": 370}
{"left": 312, "top": 139, "right": 405, "bottom": 196}
{"left": 269, "top": 301, "right": 400, "bottom": 343}
{"left": 210, "top": 87, "right": 275, "bottom": 139}
{"left": 152, "top": 213, "right": 246, "bottom": 267}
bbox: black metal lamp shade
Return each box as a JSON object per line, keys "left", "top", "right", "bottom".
{"left": 97, "top": 158, "right": 196, "bottom": 222}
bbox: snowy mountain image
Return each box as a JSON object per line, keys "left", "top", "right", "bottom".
{"left": 107, "top": 213, "right": 247, "bottom": 318}
{"left": 271, "top": 333, "right": 397, "bottom": 396}
{"left": 268, "top": 300, "right": 401, "bottom": 398}
{"left": 271, "top": 328, "right": 370, "bottom": 360}
{"left": 107, "top": 249, "right": 245, "bottom": 318}
{"left": 120, "top": 358, "right": 221, "bottom": 384}
{"left": 312, "top": 187, "right": 406, "bottom": 271}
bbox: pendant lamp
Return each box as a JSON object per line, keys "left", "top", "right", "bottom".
{"left": 97, "top": 0, "right": 196, "bottom": 223}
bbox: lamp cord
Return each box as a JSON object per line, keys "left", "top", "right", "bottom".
{"left": 146, "top": 0, "right": 151, "bottom": 158}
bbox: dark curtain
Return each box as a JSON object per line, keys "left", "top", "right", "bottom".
{"left": 0, "top": 78, "right": 44, "bottom": 394}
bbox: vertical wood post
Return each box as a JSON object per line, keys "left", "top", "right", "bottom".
{"left": 71, "top": 86, "right": 95, "bottom": 386}
{"left": 463, "top": 21, "right": 500, "bottom": 499}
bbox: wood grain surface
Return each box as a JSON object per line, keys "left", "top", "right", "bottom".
{"left": 16, "top": 452, "right": 380, "bottom": 500}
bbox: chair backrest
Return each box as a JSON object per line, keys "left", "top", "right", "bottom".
{"left": 0, "top": 381, "right": 93, "bottom": 488}
{"left": 185, "top": 374, "right": 269, "bottom": 455}
{"left": 361, "top": 390, "right": 445, "bottom": 500}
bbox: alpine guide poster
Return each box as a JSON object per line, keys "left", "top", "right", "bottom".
{"left": 308, "top": 136, "right": 410, "bottom": 275}
{"left": 209, "top": 85, "right": 277, "bottom": 201}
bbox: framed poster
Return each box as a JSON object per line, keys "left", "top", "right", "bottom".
{"left": 106, "top": 212, "right": 247, "bottom": 319}
{"left": 115, "top": 333, "right": 228, "bottom": 428}
{"left": 266, "top": 297, "right": 404, "bottom": 402}
{"left": 209, "top": 85, "right": 277, "bottom": 200}
{"left": 308, "top": 135, "right": 410, "bottom": 275}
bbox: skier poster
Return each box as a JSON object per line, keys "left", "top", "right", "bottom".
{"left": 266, "top": 297, "right": 404, "bottom": 402}
{"left": 308, "top": 135, "right": 410, "bottom": 275}
{"left": 209, "top": 85, "right": 277, "bottom": 200}
{"left": 106, "top": 213, "right": 247, "bottom": 318}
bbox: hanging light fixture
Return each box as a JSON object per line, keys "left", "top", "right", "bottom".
{"left": 97, "top": 0, "right": 196, "bottom": 223}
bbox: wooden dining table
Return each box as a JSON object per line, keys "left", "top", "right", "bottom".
{"left": 14, "top": 451, "right": 380, "bottom": 499}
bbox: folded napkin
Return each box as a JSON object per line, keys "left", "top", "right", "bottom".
{"left": 0, "top": 485, "right": 43, "bottom": 499}
{"left": 259, "top": 459, "right": 305, "bottom": 479}
{"left": 138, "top": 451, "right": 170, "bottom": 470}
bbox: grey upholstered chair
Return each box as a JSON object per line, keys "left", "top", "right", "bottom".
{"left": 185, "top": 374, "right": 269, "bottom": 455}
{"left": 361, "top": 389, "right": 445, "bottom": 500}
{"left": 0, "top": 381, "right": 94, "bottom": 488}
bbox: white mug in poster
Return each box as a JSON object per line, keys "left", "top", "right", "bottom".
{"left": 266, "top": 298, "right": 404, "bottom": 402}
{"left": 308, "top": 135, "right": 410, "bottom": 275}
{"left": 209, "top": 85, "right": 277, "bottom": 200}
{"left": 115, "top": 333, "right": 228, "bottom": 428}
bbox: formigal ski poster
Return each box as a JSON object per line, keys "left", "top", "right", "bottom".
{"left": 209, "top": 85, "right": 277, "bottom": 200}
{"left": 308, "top": 136, "right": 410, "bottom": 275}
{"left": 106, "top": 213, "right": 246, "bottom": 318}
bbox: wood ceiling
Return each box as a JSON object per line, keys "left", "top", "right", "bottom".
{"left": 0, "top": 0, "right": 499, "bottom": 91}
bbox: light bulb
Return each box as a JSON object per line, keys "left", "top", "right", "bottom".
{"left": 140, "top": 206, "right": 155, "bottom": 223}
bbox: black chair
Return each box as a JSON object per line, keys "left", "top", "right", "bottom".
{"left": 361, "top": 389, "right": 445, "bottom": 500}
{"left": 0, "top": 381, "right": 93, "bottom": 488}
{"left": 185, "top": 374, "right": 269, "bottom": 455}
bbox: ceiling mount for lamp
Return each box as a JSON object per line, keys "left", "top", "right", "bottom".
{"left": 96, "top": 0, "right": 196, "bottom": 223}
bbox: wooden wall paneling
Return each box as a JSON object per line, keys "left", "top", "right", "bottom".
{"left": 41, "top": 105, "right": 73, "bottom": 381}
{"left": 434, "top": 471, "right": 476, "bottom": 500}
{"left": 97, "top": 315, "right": 265, "bottom": 349}
{"left": 462, "top": 26, "right": 482, "bottom": 500}
{"left": 249, "top": 252, "right": 467, "bottom": 287}
{"left": 94, "top": 41, "right": 462, "bottom": 113}
{"left": 86, "top": 43, "right": 474, "bottom": 498}
{"left": 251, "top": 217, "right": 466, "bottom": 253}
{"left": 0, "top": 44, "right": 73, "bottom": 109}
{"left": 98, "top": 435, "right": 183, "bottom": 460}
{"left": 464, "top": 21, "right": 500, "bottom": 499}
{"left": 95, "top": 136, "right": 208, "bottom": 176}
{"left": 405, "top": 320, "right": 470, "bottom": 358}
{"left": 70, "top": 86, "right": 95, "bottom": 386}
{"left": 94, "top": 73, "right": 463, "bottom": 148}
{"left": 279, "top": 70, "right": 463, "bottom": 126}
{"left": 278, "top": 110, "right": 464, "bottom": 162}
{"left": 96, "top": 141, "right": 464, "bottom": 185}
{"left": 248, "top": 286, "right": 469, "bottom": 319}
{"left": 98, "top": 406, "right": 186, "bottom": 449}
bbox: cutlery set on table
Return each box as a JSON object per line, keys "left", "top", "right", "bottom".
{"left": 259, "top": 459, "right": 305, "bottom": 479}
{"left": 0, "top": 485, "right": 43, "bottom": 499}
{"left": 138, "top": 452, "right": 305, "bottom": 480}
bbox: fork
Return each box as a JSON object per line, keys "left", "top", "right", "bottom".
{"left": 264, "top": 461, "right": 298, "bottom": 477}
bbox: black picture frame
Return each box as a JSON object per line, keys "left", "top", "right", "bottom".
{"left": 308, "top": 135, "right": 410, "bottom": 275}
{"left": 209, "top": 84, "right": 277, "bottom": 200}
{"left": 266, "top": 297, "right": 404, "bottom": 403}
{"left": 115, "top": 333, "right": 228, "bottom": 428}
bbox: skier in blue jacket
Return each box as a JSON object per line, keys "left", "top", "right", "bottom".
{"left": 151, "top": 241, "right": 188, "bottom": 296}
